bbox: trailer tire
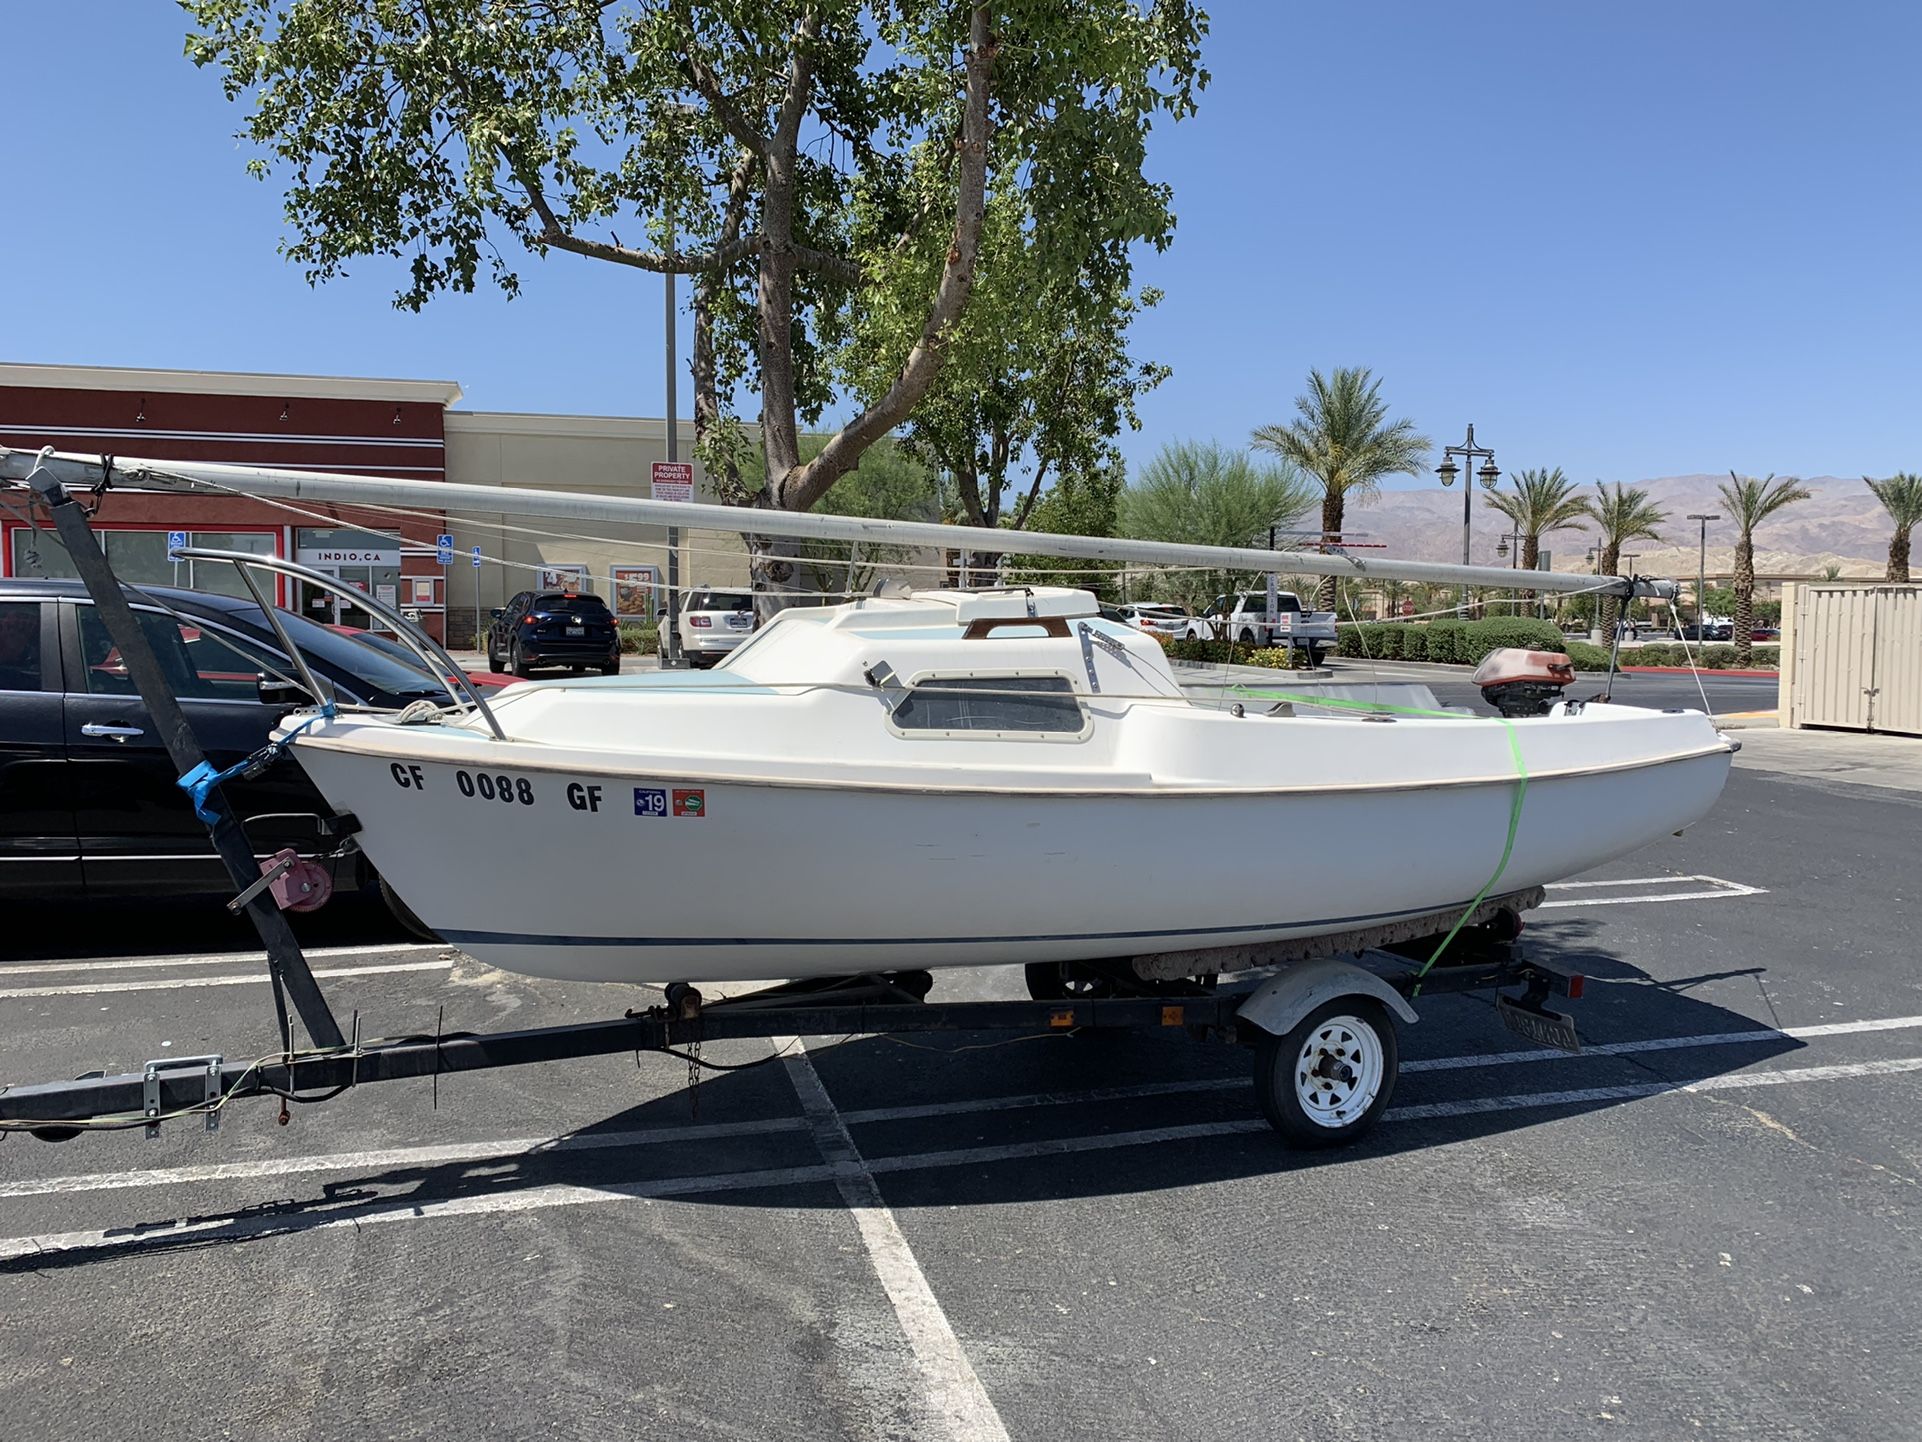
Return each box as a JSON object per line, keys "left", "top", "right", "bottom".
{"left": 1254, "top": 997, "right": 1398, "bottom": 1147}
{"left": 378, "top": 873, "right": 444, "bottom": 944}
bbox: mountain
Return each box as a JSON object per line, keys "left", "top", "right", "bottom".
{"left": 1338, "top": 474, "right": 1895, "bottom": 580}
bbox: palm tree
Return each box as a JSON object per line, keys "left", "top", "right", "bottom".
{"left": 1717, "top": 472, "right": 1812, "bottom": 662}
{"left": 1251, "top": 367, "right": 1431, "bottom": 610}
{"left": 1865, "top": 472, "right": 1922, "bottom": 582}
{"left": 1486, "top": 466, "right": 1589, "bottom": 610}
{"left": 1120, "top": 440, "right": 1316, "bottom": 610}
{"left": 1580, "top": 482, "right": 1667, "bottom": 639}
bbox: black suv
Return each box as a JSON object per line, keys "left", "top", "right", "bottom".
{"left": 0, "top": 578, "right": 454, "bottom": 922}
{"left": 486, "top": 591, "right": 621, "bottom": 677}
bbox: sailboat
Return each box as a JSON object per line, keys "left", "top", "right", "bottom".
{"left": 284, "top": 586, "right": 1732, "bottom": 983}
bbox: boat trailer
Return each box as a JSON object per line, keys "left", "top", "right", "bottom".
{"left": 0, "top": 461, "right": 1586, "bottom": 1150}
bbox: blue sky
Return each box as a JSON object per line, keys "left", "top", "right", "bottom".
{"left": 2, "top": 2, "right": 1916, "bottom": 488}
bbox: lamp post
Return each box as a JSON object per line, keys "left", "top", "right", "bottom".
{"left": 1435, "top": 424, "right": 1500, "bottom": 616}
{"left": 1686, "top": 512, "right": 1719, "bottom": 638}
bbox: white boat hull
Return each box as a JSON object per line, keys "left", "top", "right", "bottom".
{"left": 293, "top": 741, "right": 1731, "bottom": 983}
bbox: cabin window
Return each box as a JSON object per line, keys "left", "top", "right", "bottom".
{"left": 891, "top": 674, "right": 1084, "bottom": 735}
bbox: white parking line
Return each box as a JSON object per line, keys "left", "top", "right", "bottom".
{"left": 0, "top": 959, "right": 454, "bottom": 999}
{"left": 1540, "top": 873, "right": 1767, "bottom": 907}
{"left": 780, "top": 1037, "right": 1010, "bottom": 1442}
{"left": 3, "top": 1052, "right": 1919, "bottom": 1263}
{"left": 9, "top": 1013, "right": 1920, "bottom": 1204}
{"left": 0, "top": 943, "right": 450, "bottom": 978}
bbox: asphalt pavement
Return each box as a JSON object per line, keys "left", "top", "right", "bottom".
{"left": 2, "top": 731, "right": 1916, "bottom": 1441}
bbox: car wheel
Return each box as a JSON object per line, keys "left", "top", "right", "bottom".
{"left": 1238, "top": 627, "right": 1257, "bottom": 645}
{"left": 601, "top": 660, "right": 621, "bottom": 676}
{"left": 1306, "top": 645, "right": 1326, "bottom": 667}
{"left": 486, "top": 636, "right": 502, "bottom": 670}
{"left": 510, "top": 639, "right": 530, "bottom": 677}
{"left": 377, "top": 872, "right": 443, "bottom": 944}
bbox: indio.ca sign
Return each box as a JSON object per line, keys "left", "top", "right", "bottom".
{"left": 298, "top": 546, "right": 400, "bottom": 566}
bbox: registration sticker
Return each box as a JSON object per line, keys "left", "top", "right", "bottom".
{"left": 633, "top": 787, "right": 667, "bottom": 818}
{"left": 672, "top": 788, "right": 705, "bottom": 818}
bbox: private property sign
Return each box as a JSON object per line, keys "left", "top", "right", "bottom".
{"left": 651, "top": 461, "right": 694, "bottom": 504}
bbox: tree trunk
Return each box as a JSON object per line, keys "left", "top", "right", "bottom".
{"left": 1314, "top": 491, "right": 1343, "bottom": 612}
{"left": 1890, "top": 529, "right": 1912, "bottom": 584}
{"left": 1519, "top": 533, "right": 1540, "bottom": 609}
{"left": 1599, "top": 544, "right": 1622, "bottom": 638}
{"left": 1732, "top": 534, "right": 1756, "bottom": 665}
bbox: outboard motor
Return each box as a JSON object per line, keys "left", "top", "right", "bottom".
{"left": 1472, "top": 647, "right": 1576, "bottom": 717}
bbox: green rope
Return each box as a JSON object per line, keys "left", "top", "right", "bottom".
{"left": 1229, "top": 687, "right": 1531, "bottom": 994}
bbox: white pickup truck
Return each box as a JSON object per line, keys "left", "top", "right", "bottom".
{"left": 1182, "top": 590, "right": 1338, "bottom": 664}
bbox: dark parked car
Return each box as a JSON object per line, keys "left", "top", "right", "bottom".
{"left": 0, "top": 578, "right": 455, "bottom": 927}
{"left": 485, "top": 590, "right": 621, "bottom": 677}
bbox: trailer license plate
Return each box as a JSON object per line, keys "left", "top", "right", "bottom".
{"left": 1496, "top": 995, "right": 1581, "bottom": 1053}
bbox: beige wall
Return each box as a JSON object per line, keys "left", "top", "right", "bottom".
{"left": 441, "top": 411, "right": 748, "bottom": 638}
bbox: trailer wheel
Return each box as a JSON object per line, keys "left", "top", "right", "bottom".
{"left": 1253, "top": 998, "right": 1398, "bottom": 1147}
{"left": 1023, "top": 961, "right": 1116, "bottom": 1000}
{"left": 378, "top": 873, "right": 444, "bottom": 944}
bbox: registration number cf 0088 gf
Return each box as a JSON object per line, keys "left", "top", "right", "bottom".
{"left": 456, "top": 770, "right": 535, "bottom": 805}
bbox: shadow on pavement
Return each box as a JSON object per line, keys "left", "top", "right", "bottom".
{"left": 0, "top": 930, "right": 1806, "bottom": 1271}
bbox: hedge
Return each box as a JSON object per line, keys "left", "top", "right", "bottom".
{"left": 1334, "top": 616, "right": 1568, "bottom": 668}
{"left": 618, "top": 623, "right": 660, "bottom": 655}
{"left": 1156, "top": 636, "right": 1318, "bottom": 669}
{"left": 1628, "top": 642, "right": 1778, "bottom": 670}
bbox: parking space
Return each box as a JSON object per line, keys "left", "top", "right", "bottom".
{"left": 3, "top": 754, "right": 1919, "bottom": 1440}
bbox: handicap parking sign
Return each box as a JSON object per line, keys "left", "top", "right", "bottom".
{"left": 436, "top": 532, "right": 455, "bottom": 564}
{"left": 166, "top": 530, "right": 188, "bottom": 558}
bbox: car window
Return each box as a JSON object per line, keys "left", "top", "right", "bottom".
{"left": 531, "top": 593, "right": 611, "bottom": 615}
{"left": 688, "top": 590, "right": 753, "bottom": 612}
{"left": 892, "top": 675, "right": 1084, "bottom": 735}
{"left": 0, "top": 602, "right": 43, "bottom": 692}
{"left": 77, "top": 607, "right": 265, "bottom": 701}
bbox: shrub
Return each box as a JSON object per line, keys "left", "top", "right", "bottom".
{"left": 1459, "top": 617, "right": 1566, "bottom": 667}
{"left": 619, "top": 623, "right": 659, "bottom": 655}
{"left": 1418, "top": 618, "right": 1463, "bottom": 664}
{"left": 1336, "top": 623, "right": 1365, "bottom": 658}
{"left": 1559, "top": 641, "right": 1615, "bottom": 672}
{"left": 1399, "top": 627, "right": 1427, "bottom": 662}
{"left": 1245, "top": 646, "right": 1316, "bottom": 670}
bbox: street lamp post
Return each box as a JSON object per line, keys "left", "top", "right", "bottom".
{"left": 1435, "top": 424, "right": 1500, "bottom": 617}
{"left": 1686, "top": 512, "right": 1719, "bottom": 638}
{"left": 1494, "top": 530, "right": 1520, "bottom": 615}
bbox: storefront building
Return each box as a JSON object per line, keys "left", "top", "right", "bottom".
{"left": 0, "top": 363, "right": 748, "bottom": 647}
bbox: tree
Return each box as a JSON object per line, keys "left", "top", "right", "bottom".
{"left": 1120, "top": 441, "right": 1316, "bottom": 610}
{"left": 1002, "top": 464, "right": 1126, "bottom": 594}
{"left": 1580, "top": 482, "right": 1667, "bottom": 639}
{"left": 1865, "top": 472, "right": 1922, "bottom": 582}
{"left": 1716, "top": 471, "right": 1811, "bottom": 661}
{"left": 1250, "top": 367, "right": 1431, "bottom": 610}
{"left": 860, "top": 188, "right": 1168, "bottom": 537}
{"left": 185, "top": 0, "right": 1207, "bottom": 608}
{"left": 735, "top": 436, "right": 943, "bottom": 597}
{"left": 1485, "top": 466, "right": 1588, "bottom": 608}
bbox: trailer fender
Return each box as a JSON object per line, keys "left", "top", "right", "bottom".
{"left": 1235, "top": 958, "right": 1418, "bottom": 1039}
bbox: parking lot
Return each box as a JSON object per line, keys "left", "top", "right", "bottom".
{"left": 3, "top": 730, "right": 1918, "bottom": 1441}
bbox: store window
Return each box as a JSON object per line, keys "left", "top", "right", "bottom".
{"left": 9, "top": 528, "right": 276, "bottom": 596}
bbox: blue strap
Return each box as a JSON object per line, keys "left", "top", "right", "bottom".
{"left": 177, "top": 704, "right": 336, "bottom": 825}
